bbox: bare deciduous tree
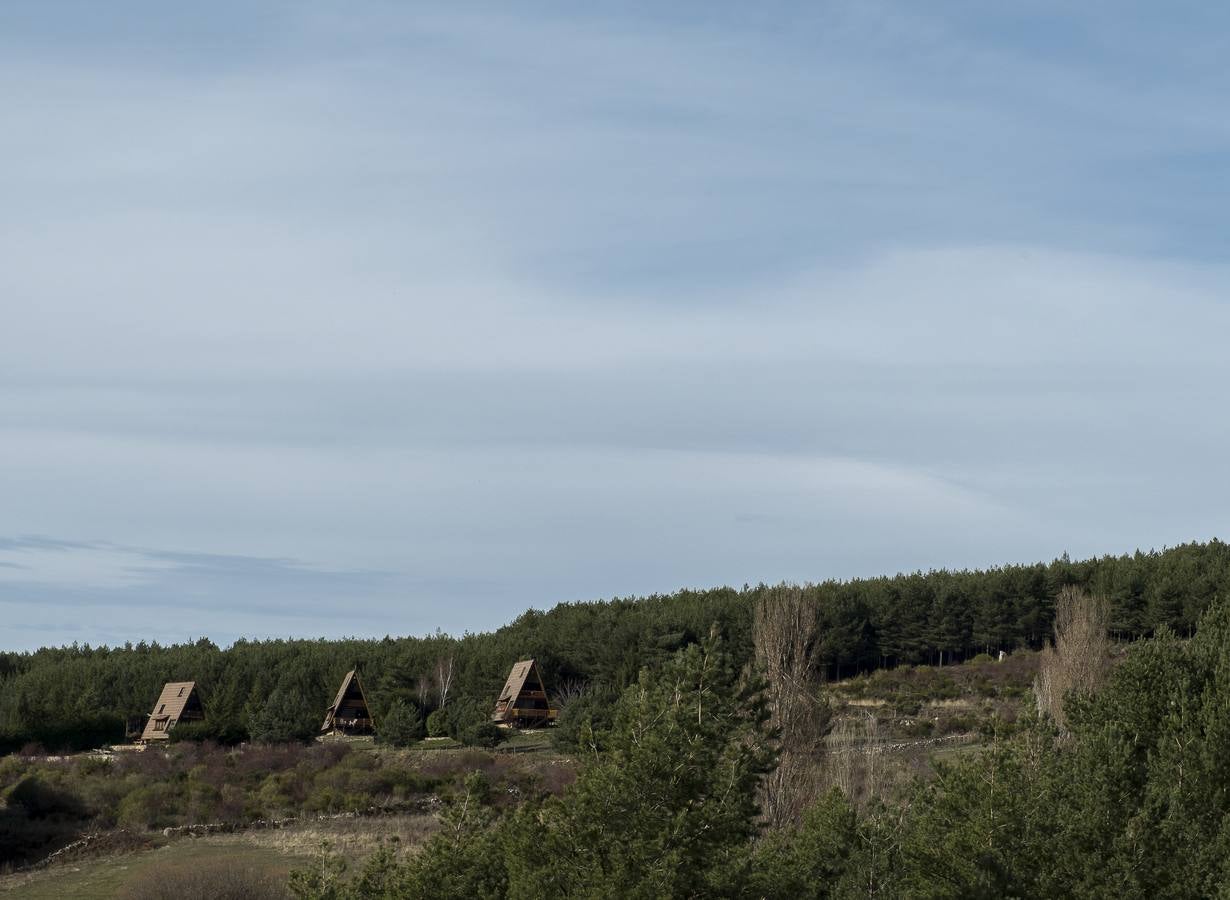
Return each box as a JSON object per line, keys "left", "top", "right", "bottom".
{"left": 416, "top": 674, "right": 433, "bottom": 710}
{"left": 754, "top": 584, "right": 831, "bottom": 828}
{"left": 1034, "top": 586, "right": 1111, "bottom": 732}
{"left": 435, "top": 654, "right": 455, "bottom": 708}
{"left": 552, "top": 676, "right": 587, "bottom": 711}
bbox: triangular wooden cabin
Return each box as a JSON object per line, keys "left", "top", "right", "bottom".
{"left": 140, "top": 681, "right": 205, "bottom": 742}
{"left": 321, "top": 670, "right": 375, "bottom": 735}
{"left": 492, "top": 659, "right": 558, "bottom": 727}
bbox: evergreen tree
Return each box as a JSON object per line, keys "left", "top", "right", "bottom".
{"left": 247, "top": 686, "right": 318, "bottom": 744}
{"left": 376, "top": 700, "right": 425, "bottom": 747}
{"left": 503, "top": 631, "right": 775, "bottom": 898}
{"left": 426, "top": 707, "right": 450, "bottom": 738}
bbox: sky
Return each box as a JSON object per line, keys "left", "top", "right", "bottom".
{"left": 3, "top": 2, "right": 1230, "bottom": 650}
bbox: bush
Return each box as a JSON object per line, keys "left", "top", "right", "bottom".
{"left": 894, "top": 699, "right": 922, "bottom": 717}
{"left": 458, "top": 722, "right": 506, "bottom": 749}
{"left": 116, "top": 783, "right": 180, "bottom": 829}
{"left": 941, "top": 714, "right": 976, "bottom": 735}
{"left": 902, "top": 719, "right": 935, "bottom": 739}
{"left": 444, "top": 700, "right": 506, "bottom": 748}
{"left": 376, "top": 701, "right": 425, "bottom": 748}
{"left": 426, "top": 708, "right": 449, "bottom": 738}
{"left": 4, "top": 775, "right": 86, "bottom": 819}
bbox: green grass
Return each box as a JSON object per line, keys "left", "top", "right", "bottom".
{"left": 0, "top": 839, "right": 306, "bottom": 900}
{"left": 406, "top": 728, "right": 555, "bottom": 754}
{"left": 499, "top": 729, "right": 554, "bottom": 751}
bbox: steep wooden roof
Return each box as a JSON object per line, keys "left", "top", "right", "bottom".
{"left": 140, "top": 681, "right": 202, "bottom": 741}
{"left": 493, "top": 658, "right": 557, "bottom": 724}
{"left": 321, "top": 669, "right": 373, "bottom": 732}
{"left": 497, "top": 659, "right": 539, "bottom": 704}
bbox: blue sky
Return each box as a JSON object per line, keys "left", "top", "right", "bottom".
{"left": 2, "top": 2, "right": 1229, "bottom": 650}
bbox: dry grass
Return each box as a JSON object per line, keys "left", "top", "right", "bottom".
{"left": 240, "top": 814, "right": 439, "bottom": 860}
{"left": 116, "top": 862, "right": 290, "bottom": 900}
{"left": 0, "top": 840, "right": 302, "bottom": 900}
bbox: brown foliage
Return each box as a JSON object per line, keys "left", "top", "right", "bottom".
{"left": 118, "top": 863, "right": 291, "bottom": 900}
{"left": 753, "top": 584, "right": 831, "bottom": 827}
{"left": 1034, "top": 586, "right": 1111, "bottom": 731}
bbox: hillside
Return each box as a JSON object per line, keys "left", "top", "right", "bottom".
{"left": 2, "top": 540, "right": 1228, "bottom": 754}
{"left": 2, "top": 556, "right": 1228, "bottom": 896}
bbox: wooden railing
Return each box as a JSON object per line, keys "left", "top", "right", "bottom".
{"left": 506, "top": 707, "right": 558, "bottom": 720}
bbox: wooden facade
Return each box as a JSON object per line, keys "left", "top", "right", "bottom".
{"left": 321, "top": 670, "right": 375, "bottom": 735}
{"left": 492, "top": 658, "right": 558, "bottom": 727}
{"left": 140, "top": 681, "right": 205, "bottom": 742}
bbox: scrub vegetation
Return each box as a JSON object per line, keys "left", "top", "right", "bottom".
{"left": 3, "top": 540, "right": 1230, "bottom": 896}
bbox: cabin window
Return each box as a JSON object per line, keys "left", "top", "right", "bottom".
{"left": 158, "top": 704, "right": 165, "bottom": 714}
{"left": 178, "top": 687, "right": 185, "bottom": 697}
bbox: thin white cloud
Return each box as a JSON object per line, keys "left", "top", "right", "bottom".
{"left": 2, "top": 3, "right": 1229, "bottom": 648}
{"left": 0, "top": 538, "right": 175, "bottom": 589}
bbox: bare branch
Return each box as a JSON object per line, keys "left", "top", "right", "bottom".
{"left": 1034, "top": 586, "right": 1111, "bottom": 732}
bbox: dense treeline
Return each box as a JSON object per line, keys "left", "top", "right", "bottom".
{"left": 290, "top": 601, "right": 1230, "bottom": 899}
{"left": 2, "top": 540, "right": 1228, "bottom": 752}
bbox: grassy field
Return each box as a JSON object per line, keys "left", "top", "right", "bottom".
{"left": 0, "top": 813, "right": 438, "bottom": 899}
{"left": 0, "top": 839, "right": 303, "bottom": 899}
{"left": 0, "top": 736, "right": 566, "bottom": 899}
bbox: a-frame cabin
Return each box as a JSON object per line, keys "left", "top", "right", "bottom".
{"left": 140, "top": 681, "right": 205, "bottom": 742}
{"left": 492, "top": 659, "right": 558, "bottom": 727}
{"left": 321, "top": 670, "right": 375, "bottom": 735}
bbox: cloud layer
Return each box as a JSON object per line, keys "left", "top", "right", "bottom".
{"left": 2, "top": 3, "right": 1229, "bottom": 649}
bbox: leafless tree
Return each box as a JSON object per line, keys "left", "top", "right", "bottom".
{"left": 435, "top": 654, "right": 455, "bottom": 708}
{"left": 754, "top": 583, "right": 831, "bottom": 828}
{"left": 552, "top": 676, "right": 587, "bottom": 711}
{"left": 1034, "top": 586, "right": 1111, "bottom": 732}
{"left": 416, "top": 673, "right": 433, "bottom": 710}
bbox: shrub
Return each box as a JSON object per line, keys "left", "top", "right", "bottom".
{"left": 443, "top": 700, "right": 506, "bottom": 748}
{"left": 458, "top": 722, "right": 506, "bottom": 749}
{"left": 4, "top": 775, "right": 86, "bottom": 819}
{"left": 894, "top": 699, "right": 921, "bottom": 717}
{"left": 426, "top": 708, "right": 449, "bottom": 738}
{"left": 116, "top": 782, "right": 180, "bottom": 829}
{"left": 941, "top": 714, "right": 976, "bottom": 735}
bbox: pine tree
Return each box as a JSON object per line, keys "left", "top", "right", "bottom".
{"left": 504, "top": 630, "right": 776, "bottom": 898}
{"left": 376, "top": 700, "right": 425, "bottom": 747}
{"left": 247, "top": 687, "right": 317, "bottom": 743}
